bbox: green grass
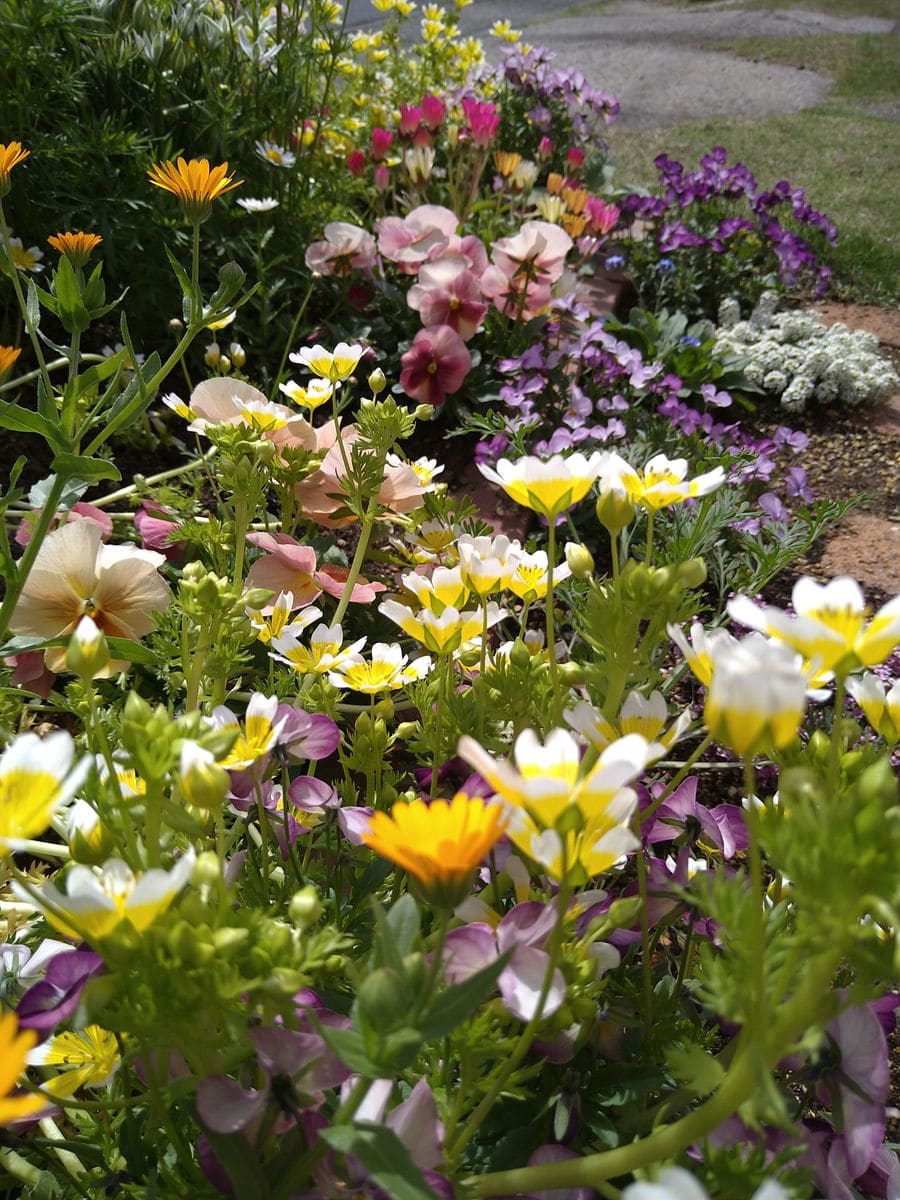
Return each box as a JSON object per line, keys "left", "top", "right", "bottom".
{"left": 607, "top": 32, "right": 900, "bottom": 304}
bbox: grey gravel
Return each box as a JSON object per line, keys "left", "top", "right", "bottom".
{"left": 344, "top": 0, "right": 897, "bottom": 130}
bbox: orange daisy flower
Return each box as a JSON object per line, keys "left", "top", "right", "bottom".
{"left": 0, "top": 1012, "right": 46, "bottom": 1124}
{"left": 147, "top": 157, "right": 243, "bottom": 222}
{"left": 0, "top": 345, "right": 22, "bottom": 382}
{"left": 0, "top": 142, "right": 29, "bottom": 196}
{"left": 47, "top": 230, "right": 103, "bottom": 268}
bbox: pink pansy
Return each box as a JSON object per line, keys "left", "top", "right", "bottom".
{"left": 584, "top": 195, "right": 621, "bottom": 236}
{"left": 337, "top": 806, "right": 374, "bottom": 845}
{"left": 276, "top": 704, "right": 341, "bottom": 761}
{"left": 188, "top": 377, "right": 318, "bottom": 455}
{"left": 370, "top": 127, "right": 393, "bottom": 160}
{"left": 304, "top": 221, "right": 378, "bottom": 277}
{"left": 400, "top": 324, "right": 472, "bottom": 406}
{"left": 481, "top": 220, "right": 573, "bottom": 319}
{"left": 460, "top": 97, "right": 500, "bottom": 147}
{"left": 9, "top": 520, "right": 171, "bottom": 674}
{"left": 376, "top": 204, "right": 458, "bottom": 273}
{"left": 295, "top": 427, "right": 429, "bottom": 526}
{"left": 421, "top": 93, "right": 446, "bottom": 131}
{"left": 443, "top": 901, "right": 566, "bottom": 1023}
{"left": 245, "top": 531, "right": 385, "bottom": 609}
{"left": 134, "top": 501, "right": 186, "bottom": 560}
{"left": 407, "top": 255, "right": 488, "bottom": 340}
{"left": 449, "top": 232, "right": 489, "bottom": 275}
{"left": 15, "top": 501, "right": 113, "bottom": 548}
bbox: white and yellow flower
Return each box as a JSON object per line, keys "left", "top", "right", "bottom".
{"left": 729, "top": 577, "right": 900, "bottom": 676}
{"left": 270, "top": 622, "right": 365, "bottom": 674}
{"left": 17, "top": 851, "right": 195, "bottom": 940}
{"left": 847, "top": 673, "right": 900, "bottom": 743}
{"left": 456, "top": 534, "right": 523, "bottom": 597}
{"left": 477, "top": 452, "right": 606, "bottom": 521}
{"left": 566, "top": 692, "right": 691, "bottom": 758}
{"left": 507, "top": 808, "right": 638, "bottom": 884}
{"left": 255, "top": 140, "right": 296, "bottom": 168}
{"left": 400, "top": 565, "right": 469, "bottom": 614}
{"left": 600, "top": 451, "right": 726, "bottom": 511}
{"left": 667, "top": 620, "right": 741, "bottom": 688}
{"left": 247, "top": 595, "right": 322, "bottom": 646}
{"left": 27, "top": 1025, "right": 120, "bottom": 1099}
{"left": 289, "top": 341, "right": 364, "bottom": 383}
{"left": 458, "top": 728, "right": 655, "bottom": 830}
{"left": 380, "top": 600, "right": 504, "bottom": 656}
{"left": 211, "top": 693, "right": 287, "bottom": 769}
{"left": 0, "top": 732, "right": 87, "bottom": 855}
{"left": 507, "top": 549, "right": 572, "bottom": 602}
{"left": 279, "top": 378, "right": 334, "bottom": 411}
{"left": 328, "top": 642, "right": 433, "bottom": 694}
{"left": 704, "top": 634, "right": 808, "bottom": 757}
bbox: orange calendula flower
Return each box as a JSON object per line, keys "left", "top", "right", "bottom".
{"left": 0, "top": 1012, "right": 47, "bottom": 1123}
{"left": 47, "top": 230, "right": 103, "bottom": 268}
{"left": 147, "top": 157, "right": 243, "bottom": 222}
{"left": 0, "top": 142, "right": 29, "bottom": 196}
{"left": 0, "top": 344, "right": 22, "bottom": 382}
{"left": 363, "top": 793, "right": 508, "bottom": 907}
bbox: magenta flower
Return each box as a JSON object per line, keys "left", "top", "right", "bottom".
{"left": 370, "top": 127, "right": 393, "bottom": 160}
{"left": 374, "top": 164, "right": 390, "bottom": 192}
{"left": 304, "top": 221, "right": 378, "bottom": 277}
{"left": 276, "top": 703, "right": 341, "bottom": 761}
{"left": 134, "top": 501, "right": 186, "bottom": 560}
{"left": 346, "top": 150, "right": 366, "bottom": 177}
{"left": 407, "top": 255, "right": 488, "bottom": 340}
{"left": 398, "top": 103, "right": 423, "bottom": 137}
{"left": 584, "top": 195, "right": 620, "bottom": 236}
{"left": 461, "top": 97, "right": 500, "bottom": 147}
{"left": 421, "top": 93, "right": 446, "bottom": 131}
{"left": 399, "top": 324, "right": 471, "bottom": 406}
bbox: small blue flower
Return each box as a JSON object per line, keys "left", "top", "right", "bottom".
{"left": 680, "top": 335, "right": 701, "bottom": 347}
{"left": 604, "top": 254, "right": 625, "bottom": 270}
{"left": 657, "top": 257, "right": 675, "bottom": 274}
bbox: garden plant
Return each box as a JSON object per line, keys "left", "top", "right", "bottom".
{"left": 0, "top": 4, "right": 898, "bottom": 1200}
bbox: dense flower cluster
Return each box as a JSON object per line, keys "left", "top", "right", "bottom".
{"left": 716, "top": 294, "right": 899, "bottom": 413}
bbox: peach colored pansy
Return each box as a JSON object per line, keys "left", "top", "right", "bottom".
{"left": 187, "top": 378, "right": 321, "bottom": 459}
{"left": 295, "top": 428, "right": 430, "bottom": 527}
{"left": 245, "top": 532, "right": 385, "bottom": 611}
{"left": 10, "top": 520, "right": 171, "bottom": 674}
{"left": 376, "top": 204, "right": 458, "bottom": 274}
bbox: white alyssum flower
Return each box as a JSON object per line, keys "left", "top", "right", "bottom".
{"left": 715, "top": 300, "right": 898, "bottom": 413}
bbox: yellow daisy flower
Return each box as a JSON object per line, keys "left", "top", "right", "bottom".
{"left": 147, "top": 157, "right": 243, "bottom": 223}
{"left": 47, "top": 230, "right": 103, "bottom": 268}
{"left": 0, "top": 141, "right": 29, "bottom": 196}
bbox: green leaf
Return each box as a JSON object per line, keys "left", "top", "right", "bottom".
{"left": 74, "top": 351, "right": 128, "bottom": 398}
{"left": 321, "top": 1124, "right": 439, "bottom": 1200}
{"left": 665, "top": 1041, "right": 725, "bottom": 1098}
{"left": 419, "top": 949, "right": 512, "bottom": 1041}
{"left": 318, "top": 1025, "right": 382, "bottom": 1076}
{"left": 0, "top": 633, "right": 156, "bottom": 667}
{"left": 25, "top": 278, "right": 41, "bottom": 331}
{"left": 0, "top": 401, "right": 63, "bottom": 449}
{"left": 50, "top": 452, "right": 121, "bottom": 482}
{"left": 386, "top": 894, "right": 420, "bottom": 959}
{"left": 106, "top": 637, "right": 158, "bottom": 666}
{"left": 54, "top": 256, "right": 90, "bottom": 333}
{"left": 28, "top": 474, "right": 88, "bottom": 509}
{"left": 164, "top": 245, "right": 193, "bottom": 298}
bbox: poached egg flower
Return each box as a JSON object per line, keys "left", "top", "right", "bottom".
{"left": 599, "top": 451, "right": 726, "bottom": 511}
{"left": 477, "top": 452, "right": 607, "bottom": 521}
{"left": 290, "top": 341, "right": 365, "bottom": 383}
{"left": 0, "top": 731, "right": 88, "bottom": 855}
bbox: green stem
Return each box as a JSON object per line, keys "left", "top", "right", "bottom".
{"left": 744, "top": 758, "right": 766, "bottom": 1047}
{"left": 828, "top": 674, "right": 846, "bottom": 793}
{"left": 430, "top": 655, "right": 448, "bottom": 800}
{"left": 0, "top": 200, "right": 55, "bottom": 403}
{"left": 0, "top": 472, "right": 69, "bottom": 642}
{"left": 545, "top": 520, "right": 562, "bottom": 723}
{"left": 635, "top": 847, "right": 653, "bottom": 1049}
{"left": 270, "top": 280, "right": 314, "bottom": 401}
{"left": 332, "top": 503, "right": 377, "bottom": 627}
{"left": 91, "top": 448, "right": 216, "bottom": 509}
{"left": 644, "top": 509, "right": 655, "bottom": 564}
{"left": 190, "top": 220, "right": 202, "bottom": 325}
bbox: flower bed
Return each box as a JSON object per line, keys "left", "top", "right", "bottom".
{"left": 0, "top": 8, "right": 898, "bottom": 1198}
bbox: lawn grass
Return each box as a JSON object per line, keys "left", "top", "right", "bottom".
{"left": 607, "top": 31, "right": 900, "bottom": 304}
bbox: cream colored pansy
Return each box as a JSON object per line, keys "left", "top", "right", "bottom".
{"left": 16, "top": 850, "right": 196, "bottom": 940}
{"left": 477, "top": 452, "right": 606, "bottom": 521}
{"left": 667, "top": 621, "right": 741, "bottom": 688}
{"left": 456, "top": 534, "right": 523, "bottom": 597}
{"left": 729, "top": 577, "right": 900, "bottom": 676}
{"left": 247, "top": 594, "right": 322, "bottom": 646}
{"left": 704, "top": 634, "right": 808, "bottom": 757}
{"left": 847, "top": 673, "right": 900, "bottom": 743}
{"left": 211, "top": 693, "right": 287, "bottom": 770}
{"left": 27, "top": 1025, "right": 120, "bottom": 1099}
{"left": 600, "top": 451, "right": 726, "bottom": 511}
{"left": 380, "top": 600, "right": 504, "bottom": 656}
{"left": 279, "top": 378, "right": 334, "bottom": 411}
{"left": 0, "top": 732, "right": 88, "bottom": 855}
{"left": 565, "top": 692, "right": 692, "bottom": 759}
{"left": 458, "top": 728, "right": 655, "bottom": 831}
{"left": 270, "top": 622, "right": 365, "bottom": 674}
{"left": 400, "top": 565, "right": 469, "bottom": 614}
{"left": 289, "top": 341, "right": 364, "bottom": 383}
{"left": 507, "top": 549, "right": 571, "bottom": 602}
{"left": 328, "top": 642, "right": 433, "bottom": 694}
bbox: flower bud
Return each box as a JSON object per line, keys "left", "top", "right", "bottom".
{"left": 218, "top": 355, "right": 232, "bottom": 375}
{"left": 357, "top": 968, "right": 408, "bottom": 1033}
{"left": 289, "top": 886, "right": 323, "bottom": 927}
{"left": 193, "top": 850, "right": 224, "bottom": 887}
{"left": 180, "top": 742, "right": 229, "bottom": 811}
{"left": 595, "top": 484, "right": 635, "bottom": 536}
{"left": 368, "top": 367, "right": 387, "bottom": 394}
{"left": 413, "top": 404, "right": 435, "bottom": 422}
{"left": 395, "top": 721, "right": 420, "bottom": 740}
{"left": 67, "top": 800, "right": 115, "bottom": 865}
{"left": 676, "top": 557, "right": 707, "bottom": 590}
{"left": 565, "top": 541, "right": 595, "bottom": 580}
{"left": 204, "top": 341, "right": 221, "bottom": 368}
{"left": 66, "top": 615, "right": 110, "bottom": 680}
{"left": 169, "top": 317, "right": 184, "bottom": 333}
{"left": 229, "top": 342, "right": 246, "bottom": 368}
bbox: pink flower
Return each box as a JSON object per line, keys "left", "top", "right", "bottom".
{"left": 15, "top": 502, "right": 112, "bottom": 548}
{"left": 480, "top": 220, "right": 573, "bottom": 319}
{"left": 374, "top": 164, "right": 390, "bottom": 192}
{"left": 447, "top": 233, "right": 488, "bottom": 275}
{"left": 566, "top": 146, "right": 585, "bottom": 170}
{"left": 188, "top": 378, "right": 321, "bottom": 461}
{"left": 421, "top": 93, "right": 446, "bottom": 131}
{"left": 134, "top": 502, "right": 186, "bottom": 560}
{"left": 346, "top": 149, "right": 366, "bottom": 177}
{"left": 399, "top": 324, "right": 471, "bottom": 407}
{"left": 584, "top": 195, "right": 621, "bottom": 236}
{"left": 398, "top": 104, "right": 423, "bottom": 137}
{"left": 537, "top": 136, "right": 554, "bottom": 160}
{"left": 304, "top": 221, "right": 378, "bottom": 277}
{"left": 407, "top": 255, "right": 488, "bottom": 341}
{"left": 4, "top": 651, "right": 55, "bottom": 698}
{"left": 371, "top": 127, "right": 393, "bottom": 161}
{"left": 460, "top": 98, "right": 500, "bottom": 148}
{"left": 245, "top": 532, "right": 385, "bottom": 610}
{"left": 376, "top": 204, "right": 458, "bottom": 274}
{"left": 295, "top": 427, "right": 429, "bottom": 526}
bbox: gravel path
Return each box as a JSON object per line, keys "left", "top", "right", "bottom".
{"left": 345, "top": 0, "right": 897, "bottom": 129}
